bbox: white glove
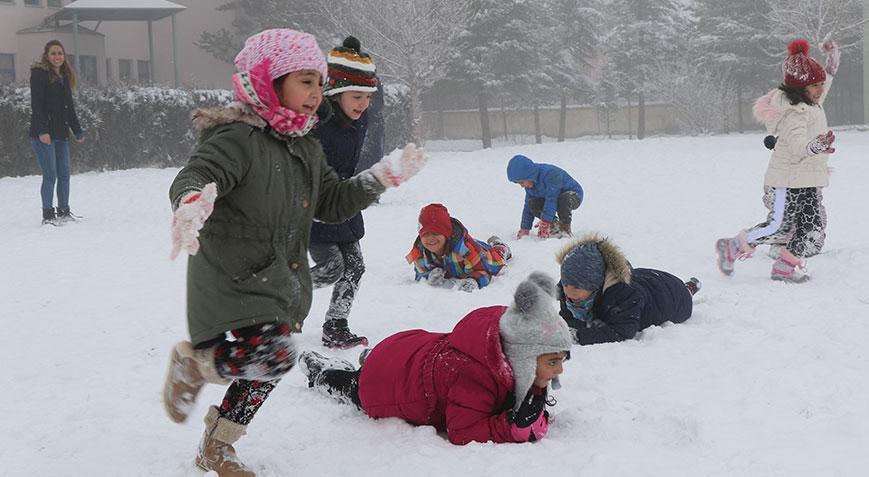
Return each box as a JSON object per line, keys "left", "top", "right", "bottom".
{"left": 170, "top": 182, "right": 217, "bottom": 260}
{"left": 426, "top": 267, "right": 448, "bottom": 287}
{"left": 369, "top": 143, "right": 427, "bottom": 188}
{"left": 455, "top": 278, "right": 478, "bottom": 293}
{"left": 821, "top": 38, "right": 839, "bottom": 75}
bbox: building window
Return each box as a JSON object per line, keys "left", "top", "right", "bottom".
{"left": 105, "top": 57, "right": 112, "bottom": 82}
{"left": 118, "top": 59, "right": 132, "bottom": 82}
{"left": 24, "top": 0, "right": 42, "bottom": 6}
{"left": 48, "top": 0, "right": 63, "bottom": 7}
{"left": 76, "top": 55, "right": 97, "bottom": 85}
{"left": 137, "top": 59, "right": 150, "bottom": 83}
{"left": 0, "top": 54, "right": 14, "bottom": 83}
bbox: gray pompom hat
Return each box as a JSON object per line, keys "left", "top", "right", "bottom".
{"left": 499, "top": 272, "right": 573, "bottom": 411}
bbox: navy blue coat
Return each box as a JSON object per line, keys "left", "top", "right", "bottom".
{"left": 310, "top": 101, "right": 369, "bottom": 243}
{"left": 558, "top": 268, "right": 692, "bottom": 345}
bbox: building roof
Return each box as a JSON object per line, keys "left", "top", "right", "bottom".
{"left": 17, "top": 23, "right": 104, "bottom": 36}
{"left": 49, "top": 0, "right": 186, "bottom": 22}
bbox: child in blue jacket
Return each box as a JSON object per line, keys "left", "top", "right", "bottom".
{"left": 506, "top": 154, "right": 584, "bottom": 239}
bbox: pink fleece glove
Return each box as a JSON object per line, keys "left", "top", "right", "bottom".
{"left": 537, "top": 220, "right": 552, "bottom": 239}
{"left": 516, "top": 228, "right": 530, "bottom": 240}
{"left": 170, "top": 182, "right": 217, "bottom": 260}
{"left": 509, "top": 410, "right": 550, "bottom": 442}
{"left": 369, "top": 143, "right": 427, "bottom": 188}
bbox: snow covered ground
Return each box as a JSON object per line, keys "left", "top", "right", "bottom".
{"left": 2, "top": 131, "right": 868, "bottom": 476}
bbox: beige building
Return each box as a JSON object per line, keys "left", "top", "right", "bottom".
{"left": 0, "top": 0, "right": 236, "bottom": 88}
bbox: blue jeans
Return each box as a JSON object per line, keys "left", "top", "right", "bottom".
{"left": 31, "top": 137, "right": 71, "bottom": 210}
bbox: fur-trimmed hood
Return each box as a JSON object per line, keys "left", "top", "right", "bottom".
{"left": 191, "top": 101, "right": 267, "bottom": 132}
{"left": 752, "top": 88, "right": 810, "bottom": 134}
{"left": 556, "top": 233, "right": 631, "bottom": 291}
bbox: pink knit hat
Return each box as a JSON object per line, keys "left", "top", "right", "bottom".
{"left": 233, "top": 28, "right": 327, "bottom": 84}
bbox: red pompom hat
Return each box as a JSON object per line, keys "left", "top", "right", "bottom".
{"left": 418, "top": 203, "right": 452, "bottom": 238}
{"left": 782, "top": 39, "right": 826, "bottom": 88}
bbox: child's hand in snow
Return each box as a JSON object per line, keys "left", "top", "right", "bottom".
{"left": 369, "top": 144, "right": 428, "bottom": 188}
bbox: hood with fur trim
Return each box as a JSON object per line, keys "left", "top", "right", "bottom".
{"left": 556, "top": 233, "right": 631, "bottom": 291}
{"left": 191, "top": 101, "right": 267, "bottom": 132}
{"left": 752, "top": 88, "right": 812, "bottom": 134}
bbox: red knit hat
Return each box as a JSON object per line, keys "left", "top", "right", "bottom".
{"left": 418, "top": 203, "right": 452, "bottom": 237}
{"left": 782, "top": 39, "right": 826, "bottom": 88}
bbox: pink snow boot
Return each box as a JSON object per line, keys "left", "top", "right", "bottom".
{"left": 715, "top": 232, "right": 753, "bottom": 276}
{"left": 771, "top": 249, "right": 810, "bottom": 283}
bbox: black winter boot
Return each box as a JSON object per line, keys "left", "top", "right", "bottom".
{"left": 42, "top": 208, "right": 58, "bottom": 225}
{"left": 322, "top": 319, "right": 368, "bottom": 349}
{"left": 685, "top": 277, "right": 702, "bottom": 296}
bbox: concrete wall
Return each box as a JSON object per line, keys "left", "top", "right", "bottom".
{"left": 421, "top": 101, "right": 757, "bottom": 140}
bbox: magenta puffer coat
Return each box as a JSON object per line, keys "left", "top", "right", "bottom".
{"left": 358, "top": 305, "right": 521, "bottom": 445}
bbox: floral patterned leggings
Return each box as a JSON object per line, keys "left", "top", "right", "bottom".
{"left": 195, "top": 322, "right": 296, "bottom": 425}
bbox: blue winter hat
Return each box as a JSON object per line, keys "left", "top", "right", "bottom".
{"left": 560, "top": 242, "right": 606, "bottom": 291}
{"left": 507, "top": 154, "right": 535, "bottom": 182}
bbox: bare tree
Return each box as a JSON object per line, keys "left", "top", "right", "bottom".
{"left": 319, "top": 0, "right": 472, "bottom": 143}
{"left": 765, "top": 0, "right": 866, "bottom": 51}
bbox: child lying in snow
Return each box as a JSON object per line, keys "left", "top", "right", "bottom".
{"left": 405, "top": 203, "right": 511, "bottom": 292}
{"left": 299, "top": 272, "right": 573, "bottom": 445}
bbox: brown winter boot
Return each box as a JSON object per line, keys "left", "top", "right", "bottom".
{"left": 196, "top": 406, "right": 256, "bottom": 477}
{"left": 163, "top": 341, "right": 231, "bottom": 423}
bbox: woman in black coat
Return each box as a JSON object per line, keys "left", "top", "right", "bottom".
{"left": 556, "top": 234, "right": 700, "bottom": 345}
{"left": 29, "top": 40, "right": 85, "bottom": 225}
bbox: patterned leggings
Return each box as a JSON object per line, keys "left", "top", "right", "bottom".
{"left": 309, "top": 241, "right": 365, "bottom": 323}
{"left": 745, "top": 186, "right": 825, "bottom": 258}
{"left": 194, "top": 322, "right": 296, "bottom": 425}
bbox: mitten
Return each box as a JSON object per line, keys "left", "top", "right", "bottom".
{"left": 537, "top": 220, "right": 552, "bottom": 239}
{"left": 426, "top": 267, "right": 448, "bottom": 287}
{"left": 806, "top": 130, "right": 835, "bottom": 155}
{"left": 170, "top": 182, "right": 217, "bottom": 260}
{"left": 368, "top": 143, "right": 428, "bottom": 188}
{"left": 821, "top": 38, "right": 839, "bottom": 75}
{"left": 507, "top": 387, "right": 548, "bottom": 442}
{"left": 456, "top": 278, "right": 477, "bottom": 293}
{"left": 516, "top": 228, "right": 530, "bottom": 240}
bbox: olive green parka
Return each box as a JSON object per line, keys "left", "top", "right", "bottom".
{"left": 170, "top": 103, "right": 383, "bottom": 344}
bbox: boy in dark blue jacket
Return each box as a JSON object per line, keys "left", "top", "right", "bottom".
{"left": 556, "top": 234, "right": 701, "bottom": 345}
{"left": 310, "top": 36, "right": 379, "bottom": 348}
{"left": 506, "top": 154, "right": 584, "bottom": 239}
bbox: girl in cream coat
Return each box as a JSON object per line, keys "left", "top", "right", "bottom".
{"left": 716, "top": 38, "right": 839, "bottom": 283}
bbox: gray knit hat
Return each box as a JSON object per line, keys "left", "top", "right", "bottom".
{"left": 499, "top": 271, "right": 573, "bottom": 411}
{"left": 560, "top": 242, "right": 606, "bottom": 291}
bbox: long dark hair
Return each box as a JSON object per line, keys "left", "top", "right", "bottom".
{"left": 778, "top": 83, "right": 813, "bottom": 106}
{"left": 34, "top": 40, "right": 77, "bottom": 89}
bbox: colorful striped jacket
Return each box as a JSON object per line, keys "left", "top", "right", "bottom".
{"left": 405, "top": 218, "right": 507, "bottom": 289}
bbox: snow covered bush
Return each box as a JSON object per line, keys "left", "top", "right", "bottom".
{"left": 0, "top": 84, "right": 231, "bottom": 178}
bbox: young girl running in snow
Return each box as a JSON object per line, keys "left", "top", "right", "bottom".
{"left": 406, "top": 203, "right": 511, "bottom": 292}
{"left": 299, "top": 272, "right": 572, "bottom": 445}
{"left": 161, "top": 29, "right": 426, "bottom": 476}
{"left": 310, "top": 36, "right": 379, "bottom": 349}
{"left": 716, "top": 38, "right": 839, "bottom": 283}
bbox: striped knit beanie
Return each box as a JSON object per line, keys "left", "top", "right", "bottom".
{"left": 324, "top": 36, "right": 378, "bottom": 96}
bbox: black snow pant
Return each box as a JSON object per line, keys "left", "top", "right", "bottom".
{"left": 194, "top": 323, "right": 295, "bottom": 425}
{"left": 309, "top": 241, "right": 365, "bottom": 326}
{"left": 527, "top": 191, "right": 582, "bottom": 226}
{"left": 745, "top": 186, "right": 825, "bottom": 258}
